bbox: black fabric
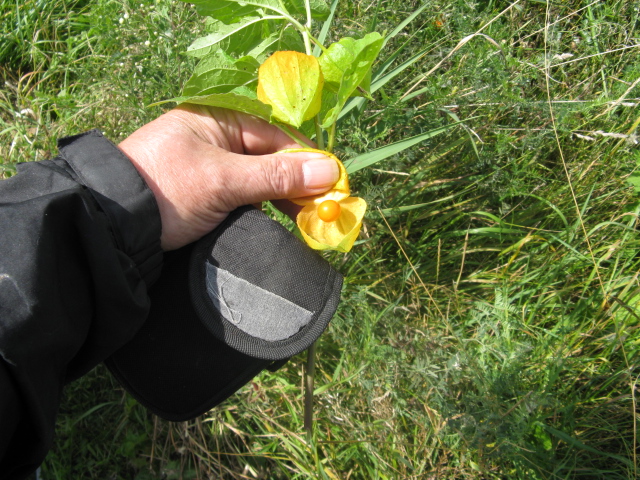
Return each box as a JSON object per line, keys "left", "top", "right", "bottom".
{"left": 107, "top": 206, "right": 343, "bottom": 422}
{"left": 192, "top": 206, "right": 342, "bottom": 360}
{"left": 106, "top": 243, "right": 272, "bottom": 421}
{"left": 0, "top": 130, "right": 163, "bottom": 479}
{"left": 0, "top": 128, "right": 342, "bottom": 477}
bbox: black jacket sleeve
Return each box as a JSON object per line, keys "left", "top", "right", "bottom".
{"left": 0, "top": 130, "right": 164, "bottom": 479}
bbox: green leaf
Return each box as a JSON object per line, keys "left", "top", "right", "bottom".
{"left": 319, "top": 33, "right": 383, "bottom": 93}
{"left": 183, "top": 0, "right": 256, "bottom": 23}
{"left": 628, "top": 154, "right": 640, "bottom": 193}
{"left": 247, "top": 26, "right": 305, "bottom": 61}
{"left": 257, "top": 51, "right": 324, "bottom": 128}
{"left": 284, "top": 0, "right": 330, "bottom": 20}
{"left": 313, "top": 0, "right": 339, "bottom": 57}
{"left": 319, "top": 32, "right": 384, "bottom": 128}
{"left": 543, "top": 424, "right": 633, "bottom": 467}
{"left": 344, "top": 121, "right": 466, "bottom": 173}
{"left": 382, "top": 1, "right": 429, "bottom": 48}
{"left": 183, "top": 51, "right": 259, "bottom": 96}
{"left": 167, "top": 91, "right": 274, "bottom": 123}
{"left": 337, "top": 5, "right": 432, "bottom": 120}
{"left": 531, "top": 422, "right": 552, "bottom": 451}
{"left": 186, "top": 16, "right": 283, "bottom": 58}
{"left": 223, "top": 0, "right": 291, "bottom": 18}
{"left": 628, "top": 172, "right": 640, "bottom": 193}
{"left": 184, "top": 0, "right": 290, "bottom": 23}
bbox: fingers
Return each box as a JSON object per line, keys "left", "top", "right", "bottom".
{"left": 216, "top": 150, "right": 339, "bottom": 208}
{"left": 232, "top": 110, "right": 316, "bottom": 155}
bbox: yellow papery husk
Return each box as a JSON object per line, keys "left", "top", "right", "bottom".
{"left": 257, "top": 51, "right": 324, "bottom": 128}
{"left": 297, "top": 197, "right": 367, "bottom": 252}
{"left": 278, "top": 148, "right": 350, "bottom": 206}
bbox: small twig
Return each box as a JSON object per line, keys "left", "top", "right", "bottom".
{"left": 304, "top": 341, "right": 317, "bottom": 442}
{"left": 455, "top": 229, "right": 469, "bottom": 292}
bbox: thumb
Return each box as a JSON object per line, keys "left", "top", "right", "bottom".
{"left": 219, "top": 150, "right": 340, "bottom": 207}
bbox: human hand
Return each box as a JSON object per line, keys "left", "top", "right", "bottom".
{"left": 119, "top": 105, "right": 339, "bottom": 250}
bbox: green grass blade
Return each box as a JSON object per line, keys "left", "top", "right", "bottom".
{"left": 338, "top": 7, "right": 434, "bottom": 121}
{"left": 313, "top": 0, "right": 339, "bottom": 56}
{"left": 344, "top": 120, "right": 466, "bottom": 173}
{"left": 383, "top": 2, "right": 429, "bottom": 48}
{"left": 543, "top": 424, "right": 634, "bottom": 468}
{"left": 338, "top": 44, "right": 433, "bottom": 120}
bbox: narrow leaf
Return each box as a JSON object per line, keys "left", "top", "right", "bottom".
{"left": 383, "top": 2, "right": 430, "bottom": 48}
{"left": 344, "top": 121, "right": 465, "bottom": 173}
{"left": 543, "top": 424, "right": 633, "bottom": 467}
{"left": 313, "top": 0, "right": 339, "bottom": 57}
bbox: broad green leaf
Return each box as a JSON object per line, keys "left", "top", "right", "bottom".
{"left": 317, "top": 88, "right": 337, "bottom": 128}
{"left": 627, "top": 172, "right": 640, "bottom": 193}
{"left": 224, "top": 0, "right": 291, "bottom": 17}
{"left": 284, "top": 0, "right": 330, "bottom": 20}
{"left": 162, "top": 91, "right": 273, "bottom": 123}
{"left": 319, "top": 33, "right": 384, "bottom": 128}
{"left": 257, "top": 51, "right": 324, "bottom": 128}
{"left": 183, "top": 0, "right": 256, "bottom": 23}
{"left": 344, "top": 121, "right": 466, "bottom": 173}
{"left": 184, "top": 0, "right": 290, "bottom": 22}
{"left": 247, "top": 26, "right": 306, "bottom": 61}
{"left": 531, "top": 422, "right": 552, "bottom": 451}
{"left": 337, "top": 6, "right": 433, "bottom": 120}
{"left": 186, "top": 16, "right": 283, "bottom": 58}
{"left": 183, "top": 51, "right": 259, "bottom": 96}
{"left": 319, "top": 33, "right": 383, "bottom": 93}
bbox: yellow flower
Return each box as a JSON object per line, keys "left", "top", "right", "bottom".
{"left": 280, "top": 148, "right": 366, "bottom": 253}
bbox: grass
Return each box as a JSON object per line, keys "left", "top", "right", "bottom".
{"left": 2, "top": 0, "right": 639, "bottom": 478}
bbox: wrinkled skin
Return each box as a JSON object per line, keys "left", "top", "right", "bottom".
{"left": 119, "top": 105, "right": 338, "bottom": 250}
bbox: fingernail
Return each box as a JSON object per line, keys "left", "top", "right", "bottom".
{"left": 301, "top": 154, "right": 339, "bottom": 189}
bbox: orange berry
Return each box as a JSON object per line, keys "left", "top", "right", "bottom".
{"left": 317, "top": 200, "right": 341, "bottom": 222}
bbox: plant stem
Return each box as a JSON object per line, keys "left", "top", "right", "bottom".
{"left": 314, "top": 118, "right": 325, "bottom": 150}
{"left": 306, "top": 31, "right": 328, "bottom": 52}
{"left": 304, "top": 340, "right": 317, "bottom": 442}
{"left": 303, "top": 0, "right": 319, "bottom": 444}
{"left": 302, "top": 0, "right": 313, "bottom": 56}
{"left": 326, "top": 122, "right": 336, "bottom": 153}
{"left": 279, "top": 124, "right": 315, "bottom": 148}
{"left": 302, "top": 31, "right": 313, "bottom": 55}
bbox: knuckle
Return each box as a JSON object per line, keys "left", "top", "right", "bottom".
{"left": 264, "top": 155, "right": 299, "bottom": 197}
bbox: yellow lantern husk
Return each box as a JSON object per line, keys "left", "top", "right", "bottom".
{"left": 276, "top": 148, "right": 366, "bottom": 252}
{"left": 297, "top": 197, "right": 367, "bottom": 252}
{"left": 257, "top": 52, "right": 324, "bottom": 128}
